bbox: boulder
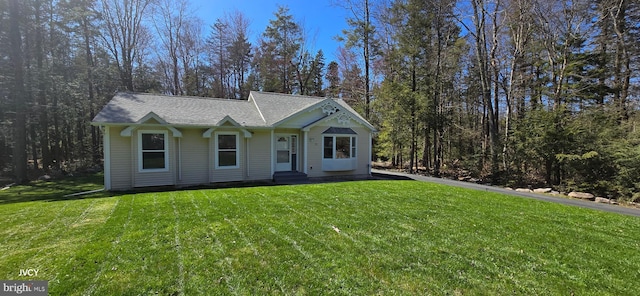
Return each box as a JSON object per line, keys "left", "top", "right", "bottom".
{"left": 533, "top": 188, "right": 553, "bottom": 193}
{"left": 595, "top": 197, "right": 611, "bottom": 204}
{"left": 515, "top": 188, "right": 533, "bottom": 193}
{"left": 38, "top": 175, "right": 52, "bottom": 181}
{"left": 568, "top": 191, "right": 595, "bottom": 201}
{"left": 504, "top": 187, "right": 513, "bottom": 191}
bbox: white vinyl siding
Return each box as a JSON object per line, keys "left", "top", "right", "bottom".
{"left": 178, "top": 129, "right": 209, "bottom": 186}
{"left": 109, "top": 126, "right": 133, "bottom": 190}
{"left": 247, "top": 131, "right": 272, "bottom": 180}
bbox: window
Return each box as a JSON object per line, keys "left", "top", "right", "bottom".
{"left": 323, "top": 137, "right": 333, "bottom": 159}
{"left": 336, "top": 137, "right": 351, "bottom": 158}
{"left": 351, "top": 137, "right": 357, "bottom": 158}
{"left": 323, "top": 136, "right": 357, "bottom": 159}
{"left": 138, "top": 131, "right": 168, "bottom": 172}
{"left": 277, "top": 137, "right": 289, "bottom": 163}
{"left": 216, "top": 132, "right": 239, "bottom": 168}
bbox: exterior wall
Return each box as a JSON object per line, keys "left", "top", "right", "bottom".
{"left": 109, "top": 126, "right": 133, "bottom": 190}
{"left": 132, "top": 127, "right": 176, "bottom": 187}
{"left": 177, "top": 128, "right": 209, "bottom": 186}
{"left": 306, "top": 121, "right": 371, "bottom": 178}
{"left": 106, "top": 125, "right": 277, "bottom": 189}
{"left": 247, "top": 130, "right": 272, "bottom": 180}
{"left": 104, "top": 120, "right": 371, "bottom": 189}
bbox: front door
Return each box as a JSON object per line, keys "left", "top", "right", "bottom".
{"left": 275, "top": 135, "right": 291, "bottom": 172}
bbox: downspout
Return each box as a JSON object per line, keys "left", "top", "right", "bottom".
{"left": 178, "top": 137, "right": 182, "bottom": 182}
{"left": 131, "top": 129, "right": 135, "bottom": 187}
{"left": 270, "top": 129, "right": 275, "bottom": 177}
{"left": 303, "top": 130, "right": 308, "bottom": 174}
{"left": 103, "top": 126, "right": 111, "bottom": 190}
{"left": 368, "top": 132, "right": 372, "bottom": 175}
{"left": 246, "top": 137, "right": 250, "bottom": 178}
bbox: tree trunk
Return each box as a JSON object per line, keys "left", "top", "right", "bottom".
{"left": 35, "top": 0, "right": 52, "bottom": 170}
{"left": 52, "top": 93, "right": 61, "bottom": 170}
{"left": 363, "top": 0, "right": 371, "bottom": 120}
{"left": 82, "top": 15, "right": 99, "bottom": 164}
{"left": 422, "top": 128, "right": 430, "bottom": 169}
{"left": 611, "top": 0, "right": 630, "bottom": 120}
{"left": 30, "top": 124, "right": 39, "bottom": 170}
{"left": 9, "top": 0, "right": 29, "bottom": 183}
{"left": 472, "top": 0, "right": 499, "bottom": 174}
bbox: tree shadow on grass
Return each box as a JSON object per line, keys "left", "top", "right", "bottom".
{"left": 370, "top": 171, "right": 414, "bottom": 181}
{"left": 0, "top": 172, "right": 415, "bottom": 205}
{"left": 0, "top": 173, "right": 122, "bottom": 205}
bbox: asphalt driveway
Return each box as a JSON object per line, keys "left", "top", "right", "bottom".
{"left": 371, "top": 169, "right": 640, "bottom": 217}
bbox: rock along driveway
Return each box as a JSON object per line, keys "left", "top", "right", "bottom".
{"left": 371, "top": 169, "right": 640, "bottom": 218}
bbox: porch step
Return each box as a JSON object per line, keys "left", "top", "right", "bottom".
{"left": 273, "top": 171, "right": 309, "bottom": 184}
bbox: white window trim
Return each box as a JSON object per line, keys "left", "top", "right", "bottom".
{"left": 352, "top": 136, "right": 357, "bottom": 158}
{"left": 322, "top": 134, "right": 358, "bottom": 172}
{"left": 138, "top": 130, "right": 169, "bottom": 173}
{"left": 215, "top": 131, "right": 240, "bottom": 169}
{"left": 323, "top": 135, "right": 357, "bottom": 159}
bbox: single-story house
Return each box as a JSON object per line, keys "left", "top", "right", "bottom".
{"left": 91, "top": 91, "right": 376, "bottom": 190}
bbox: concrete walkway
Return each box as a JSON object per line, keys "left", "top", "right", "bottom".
{"left": 371, "top": 169, "right": 640, "bottom": 217}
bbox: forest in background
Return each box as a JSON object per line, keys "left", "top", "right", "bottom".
{"left": 1, "top": 0, "right": 639, "bottom": 200}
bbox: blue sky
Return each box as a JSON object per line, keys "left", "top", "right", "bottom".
{"left": 191, "top": 0, "right": 349, "bottom": 61}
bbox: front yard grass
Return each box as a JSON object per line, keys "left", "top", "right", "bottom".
{"left": 0, "top": 179, "right": 639, "bottom": 295}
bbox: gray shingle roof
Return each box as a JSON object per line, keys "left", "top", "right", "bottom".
{"left": 92, "top": 91, "right": 374, "bottom": 131}
{"left": 322, "top": 127, "right": 357, "bottom": 134}
{"left": 92, "top": 93, "right": 266, "bottom": 126}
{"left": 249, "top": 91, "right": 324, "bottom": 125}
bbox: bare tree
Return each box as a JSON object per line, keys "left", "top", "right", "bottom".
{"left": 179, "top": 18, "right": 204, "bottom": 96}
{"left": 600, "top": 0, "right": 635, "bottom": 119}
{"left": 99, "top": 0, "right": 152, "bottom": 91}
{"left": 207, "top": 17, "right": 230, "bottom": 98}
{"left": 151, "top": 0, "right": 190, "bottom": 95}
{"left": 468, "top": 0, "right": 501, "bottom": 174}
{"left": 334, "top": 0, "right": 378, "bottom": 120}
{"left": 227, "top": 11, "right": 252, "bottom": 99}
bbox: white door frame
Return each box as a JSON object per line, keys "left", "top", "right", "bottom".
{"left": 275, "top": 134, "right": 291, "bottom": 172}
{"left": 273, "top": 133, "right": 301, "bottom": 172}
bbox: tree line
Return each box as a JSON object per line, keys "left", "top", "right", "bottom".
{"left": 370, "top": 0, "right": 640, "bottom": 200}
{"left": 0, "top": 0, "right": 354, "bottom": 183}
{"left": 2, "top": 0, "right": 639, "bottom": 200}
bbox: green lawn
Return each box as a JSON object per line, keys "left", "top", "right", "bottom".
{"left": 1, "top": 179, "right": 639, "bottom": 295}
